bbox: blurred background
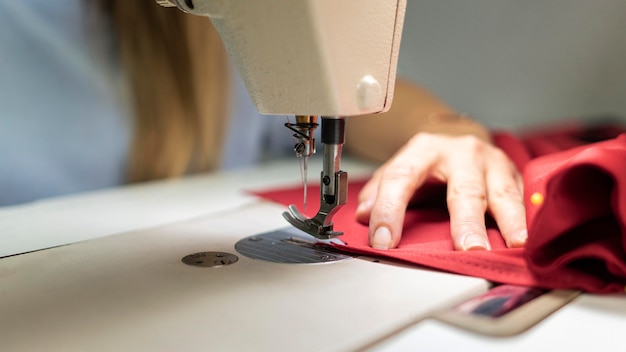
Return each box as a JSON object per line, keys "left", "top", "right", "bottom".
{"left": 397, "top": 0, "right": 626, "bottom": 130}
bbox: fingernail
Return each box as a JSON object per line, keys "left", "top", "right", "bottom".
{"left": 516, "top": 229, "right": 528, "bottom": 245}
{"left": 462, "top": 233, "right": 489, "bottom": 251}
{"left": 371, "top": 226, "right": 392, "bottom": 250}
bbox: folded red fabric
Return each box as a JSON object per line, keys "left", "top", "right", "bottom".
{"left": 255, "top": 125, "right": 626, "bottom": 293}
{"left": 498, "top": 127, "right": 626, "bottom": 293}
{"left": 524, "top": 136, "right": 626, "bottom": 293}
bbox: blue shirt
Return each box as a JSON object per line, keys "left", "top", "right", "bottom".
{"left": 0, "top": 0, "right": 295, "bottom": 206}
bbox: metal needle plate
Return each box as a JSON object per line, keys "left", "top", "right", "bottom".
{"left": 235, "top": 227, "right": 351, "bottom": 264}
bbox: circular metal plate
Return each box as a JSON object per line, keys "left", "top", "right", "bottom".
{"left": 235, "top": 227, "right": 351, "bottom": 264}
{"left": 182, "top": 252, "right": 238, "bottom": 267}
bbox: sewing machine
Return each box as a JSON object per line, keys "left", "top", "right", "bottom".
{"left": 2, "top": 3, "right": 624, "bottom": 350}
{"left": 156, "top": 0, "right": 407, "bottom": 239}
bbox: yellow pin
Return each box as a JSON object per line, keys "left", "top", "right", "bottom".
{"left": 530, "top": 192, "right": 544, "bottom": 206}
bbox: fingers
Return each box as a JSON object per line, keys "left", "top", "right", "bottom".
{"left": 357, "top": 133, "right": 527, "bottom": 252}
{"left": 446, "top": 140, "right": 527, "bottom": 250}
{"left": 445, "top": 139, "right": 490, "bottom": 251}
{"left": 366, "top": 137, "right": 437, "bottom": 249}
{"left": 485, "top": 151, "right": 527, "bottom": 248}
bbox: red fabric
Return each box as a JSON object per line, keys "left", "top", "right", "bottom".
{"left": 254, "top": 125, "right": 626, "bottom": 293}
{"left": 499, "top": 130, "right": 626, "bottom": 293}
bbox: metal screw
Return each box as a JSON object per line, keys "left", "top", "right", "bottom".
{"left": 294, "top": 142, "right": 306, "bottom": 155}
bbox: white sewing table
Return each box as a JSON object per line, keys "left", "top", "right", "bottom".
{"left": 1, "top": 158, "right": 624, "bottom": 351}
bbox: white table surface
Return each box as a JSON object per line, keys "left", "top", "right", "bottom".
{"left": 372, "top": 293, "right": 626, "bottom": 351}
{"left": 1, "top": 157, "right": 348, "bottom": 258}
{"left": 1, "top": 157, "right": 624, "bottom": 351}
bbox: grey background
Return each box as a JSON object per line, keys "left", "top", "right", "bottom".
{"left": 397, "top": 0, "right": 626, "bottom": 129}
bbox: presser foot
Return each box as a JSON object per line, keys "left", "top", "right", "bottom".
{"left": 282, "top": 204, "right": 343, "bottom": 240}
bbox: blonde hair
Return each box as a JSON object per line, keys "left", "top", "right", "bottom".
{"left": 98, "top": 1, "right": 229, "bottom": 182}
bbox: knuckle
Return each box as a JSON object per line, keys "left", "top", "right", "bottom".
{"left": 457, "top": 135, "right": 487, "bottom": 154}
{"left": 491, "top": 148, "right": 518, "bottom": 170}
{"left": 381, "top": 163, "right": 415, "bottom": 181}
{"left": 377, "top": 200, "right": 397, "bottom": 213}
{"left": 452, "top": 218, "right": 486, "bottom": 233}
{"left": 407, "top": 132, "right": 444, "bottom": 151}
{"left": 372, "top": 199, "right": 400, "bottom": 219}
{"left": 447, "top": 184, "right": 488, "bottom": 211}
{"left": 457, "top": 218, "right": 484, "bottom": 229}
{"left": 448, "top": 181, "right": 486, "bottom": 200}
{"left": 491, "top": 147, "right": 509, "bottom": 161}
{"left": 490, "top": 184, "right": 523, "bottom": 203}
{"left": 380, "top": 155, "right": 430, "bottom": 185}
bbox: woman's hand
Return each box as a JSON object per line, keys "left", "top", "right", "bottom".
{"left": 355, "top": 132, "right": 527, "bottom": 251}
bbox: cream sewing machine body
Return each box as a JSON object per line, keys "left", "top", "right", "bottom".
{"left": 157, "top": 0, "right": 407, "bottom": 239}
